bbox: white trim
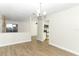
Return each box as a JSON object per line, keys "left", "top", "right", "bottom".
{"left": 49, "top": 43, "right": 79, "bottom": 56}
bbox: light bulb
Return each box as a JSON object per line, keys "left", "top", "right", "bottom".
{"left": 36, "top": 8, "right": 40, "bottom": 16}
{"left": 43, "top": 11, "right": 47, "bottom": 15}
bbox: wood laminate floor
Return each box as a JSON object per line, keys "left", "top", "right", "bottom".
{"left": 0, "top": 39, "right": 76, "bottom": 56}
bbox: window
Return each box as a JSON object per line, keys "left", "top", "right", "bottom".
{"left": 6, "top": 24, "right": 18, "bottom": 32}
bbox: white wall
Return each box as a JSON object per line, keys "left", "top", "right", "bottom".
{"left": 0, "top": 18, "right": 31, "bottom": 46}
{"left": 30, "top": 17, "right": 37, "bottom": 36}
{"left": 0, "top": 33, "right": 31, "bottom": 47}
{"left": 37, "top": 16, "right": 45, "bottom": 41}
{"left": 7, "top": 20, "right": 29, "bottom": 32}
{"left": 49, "top": 6, "right": 79, "bottom": 54}
{"left": 0, "top": 16, "right": 30, "bottom": 33}
{"left": 37, "top": 16, "right": 49, "bottom": 41}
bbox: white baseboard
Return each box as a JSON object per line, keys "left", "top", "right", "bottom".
{"left": 49, "top": 43, "right": 79, "bottom": 56}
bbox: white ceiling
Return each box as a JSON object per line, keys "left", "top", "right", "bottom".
{"left": 0, "top": 0, "right": 78, "bottom": 21}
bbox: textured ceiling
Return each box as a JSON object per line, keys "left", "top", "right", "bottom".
{"left": 0, "top": 0, "right": 78, "bottom": 21}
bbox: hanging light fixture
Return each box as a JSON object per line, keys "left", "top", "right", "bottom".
{"left": 32, "top": 2, "right": 47, "bottom": 24}
{"left": 36, "top": 3, "right": 47, "bottom": 17}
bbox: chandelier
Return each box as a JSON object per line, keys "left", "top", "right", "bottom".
{"left": 33, "top": 3, "right": 47, "bottom": 18}
{"left": 32, "top": 2, "right": 47, "bottom": 24}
